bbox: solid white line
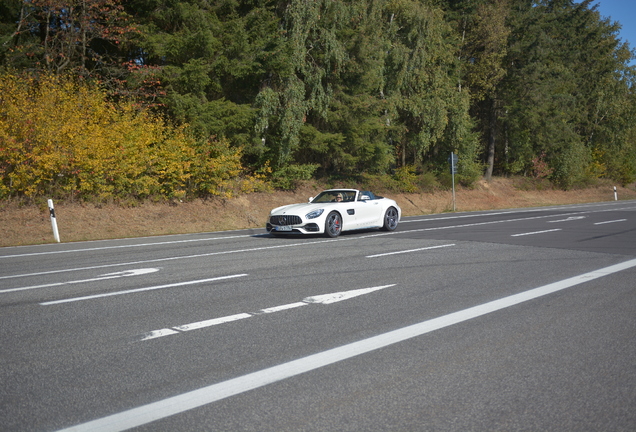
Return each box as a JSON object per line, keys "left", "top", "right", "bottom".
{"left": 511, "top": 229, "right": 562, "bottom": 237}
{"left": 400, "top": 202, "right": 636, "bottom": 224}
{"left": 0, "top": 235, "right": 257, "bottom": 259}
{"left": 594, "top": 219, "right": 627, "bottom": 225}
{"left": 39, "top": 274, "right": 248, "bottom": 305}
{"left": 366, "top": 244, "right": 455, "bottom": 258}
{"left": 56, "top": 257, "right": 636, "bottom": 432}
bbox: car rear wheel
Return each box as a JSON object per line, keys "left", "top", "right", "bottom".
{"left": 325, "top": 211, "right": 342, "bottom": 237}
{"left": 382, "top": 207, "right": 399, "bottom": 231}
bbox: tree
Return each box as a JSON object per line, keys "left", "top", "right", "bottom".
{"left": 2, "top": 0, "right": 134, "bottom": 81}
{"left": 498, "top": 0, "right": 635, "bottom": 187}
{"left": 454, "top": 0, "right": 510, "bottom": 180}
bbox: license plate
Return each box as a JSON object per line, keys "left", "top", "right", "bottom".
{"left": 275, "top": 225, "right": 292, "bottom": 231}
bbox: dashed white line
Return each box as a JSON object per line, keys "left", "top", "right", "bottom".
{"left": 174, "top": 313, "right": 253, "bottom": 332}
{"left": 594, "top": 219, "right": 627, "bottom": 225}
{"left": 5, "top": 204, "right": 636, "bottom": 281}
{"left": 366, "top": 244, "right": 455, "bottom": 258}
{"left": 141, "top": 285, "right": 396, "bottom": 341}
{"left": 548, "top": 216, "right": 586, "bottom": 223}
{"left": 511, "top": 229, "right": 562, "bottom": 237}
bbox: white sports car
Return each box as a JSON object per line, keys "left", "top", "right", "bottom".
{"left": 266, "top": 189, "right": 401, "bottom": 237}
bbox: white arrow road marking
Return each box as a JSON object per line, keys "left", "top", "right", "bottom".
{"left": 141, "top": 284, "right": 396, "bottom": 341}
{"left": 0, "top": 268, "right": 160, "bottom": 294}
{"left": 548, "top": 216, "right": 587, "bottom": 223}
{"left": 258, "top": 302, "right": 308, "bottom": 314}
{"left": 40, "top": 274, "right": 248, "bottom": 305}
{"left": 303, "top": 285, "right": 394, "bottom": 304}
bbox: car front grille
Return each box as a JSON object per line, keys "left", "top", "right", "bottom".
{"left": 269, "top": 215, "right": 302, "bottom": 226}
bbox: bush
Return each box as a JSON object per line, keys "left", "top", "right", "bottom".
{"left": 0, "top": 72, "right": 250, "bottom": 201}
{"left": 271, "top": 164, "right": 319, "bottom": 190}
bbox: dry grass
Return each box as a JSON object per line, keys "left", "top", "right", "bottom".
{"left": 2, "top": 177, "right": 635, "bottom": 248}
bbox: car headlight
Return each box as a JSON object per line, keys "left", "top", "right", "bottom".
{"left": 306, "top": 209, "right": 324, "bottom": 219}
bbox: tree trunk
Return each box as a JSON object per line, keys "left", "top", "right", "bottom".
{"left": 484, "top": 98, "right": 496, "bottom": 181}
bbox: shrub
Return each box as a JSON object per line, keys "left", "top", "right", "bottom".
{"left": 271, "top": 164, "right": 319, "bottom": 190}
{"left": 0, "top": 72, "right": 249, "bottom": 201}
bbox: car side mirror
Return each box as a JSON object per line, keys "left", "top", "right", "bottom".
{"left": 308, "top": 197, "right": 314, "bottom": 202}
{"left": 360, "top": 195, "right": 370, "bottom": 201}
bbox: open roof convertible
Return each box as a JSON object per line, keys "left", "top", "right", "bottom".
{"left": 266, "top": 189, "right": 401, "bottom": 238}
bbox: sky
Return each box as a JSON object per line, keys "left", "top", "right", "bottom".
{"left": 585, "top": 0, "right": 636, "bottom": 65}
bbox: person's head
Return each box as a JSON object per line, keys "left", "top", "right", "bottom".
{"left": 335, "top": 193, "right": 343, "bottom": 201}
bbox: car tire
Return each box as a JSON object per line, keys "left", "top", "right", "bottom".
{"left": 325, "top": 211, "right": 342, "bottom": 238}
{"left": 382, "top": 207, "right": 399, "bottom": 231}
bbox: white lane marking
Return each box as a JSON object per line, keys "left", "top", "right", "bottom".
{"left": 174, "top": 313, "right": 253, "bottom": 332}
{"left": 0, "top": 235, "right": 260, "bottom": 259}
{"left": 4, "top": 200, "right": 635, "bottom": 261}
{"left": 511, "top": 229, "right": 562, "bottom": 237}
{"left": 58, "top": 258, "right": 636, "bottom": 432}
{"left": 401, "top": 202, "right": 636, "bottom": 224}
{"left": 548, "top": 216, "right": 586, "bottom": 223}
{"left": 594, "top": 219, "right": 627, "bottom": 225}
{"left": 141, "top": 285, "right": 396, "bottom": 341}
{"left": 259, "top": 302, "right": 308, "bottom": 314}
{"left": 0, "top": 239, "right": 340, "bottom": 280}
{"left": 366, "top": 244, "right": 455, "bottom": 258}
{"left": 142, "top": 329, "right": 180, "bottom": 339}
{"left": 6, "top": 204, "right": 636, "bottom": 281}
{"left": 303, "top": 285, "right": 395, "bottom": 304}
{"left": 39, "top": 274, "right": 248, "bottom": 306}
{"left": 0, "top": 268, "right": 160, "bottom": 294}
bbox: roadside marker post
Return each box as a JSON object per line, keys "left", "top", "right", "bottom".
{"left": 614, "top": 186, "right": 618, "bottom": 201}
{"left": 48, "top": 199, "right": 61, "bottom": 243}
{"left": 449, "top": 153, "right": 458, "bottom": 211}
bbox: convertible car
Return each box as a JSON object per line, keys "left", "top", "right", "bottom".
{"left": 266, "top": 189, "right": 401, "bottom": 237}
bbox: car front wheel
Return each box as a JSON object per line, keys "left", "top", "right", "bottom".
{"left": 382, "top": 207, "right": 399, "bottom": 231}
{"left": 325, "top": 211, "right": 342, "bottom": 237}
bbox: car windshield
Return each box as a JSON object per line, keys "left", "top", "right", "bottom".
{"left": 312, "top": 191, "right": 355, "bottom": 203}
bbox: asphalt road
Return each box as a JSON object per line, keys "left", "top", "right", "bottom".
{"left": 1, "top": 200, "right": 635, "bottom": 431}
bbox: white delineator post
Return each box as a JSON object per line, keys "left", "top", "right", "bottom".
{"left": 48, "top": 199, "right": 61, "bottom": 243}
{"left": 614, "top": 186, "right": 618, "bottom": 201}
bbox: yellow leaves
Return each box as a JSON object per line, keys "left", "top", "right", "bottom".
{"left": 586, "top": 148, "right": 607, "bottom": 179}
{"left": 0, "top": 72, "right": 250, "bottom": 201}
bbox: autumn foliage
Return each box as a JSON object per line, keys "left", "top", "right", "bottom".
{"left": 0, "top": 72, "right": 256, "bottom": 201}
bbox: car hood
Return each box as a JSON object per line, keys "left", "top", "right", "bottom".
{"left": 270, "top": 202, "right": 326, "bottom": 216}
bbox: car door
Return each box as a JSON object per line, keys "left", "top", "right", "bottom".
{"left": 352, "top": 192, "right": 382, "bottom": 228}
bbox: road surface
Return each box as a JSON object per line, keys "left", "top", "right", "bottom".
{"left": 1, "top": 200, "right": 635, "bottom": 431}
